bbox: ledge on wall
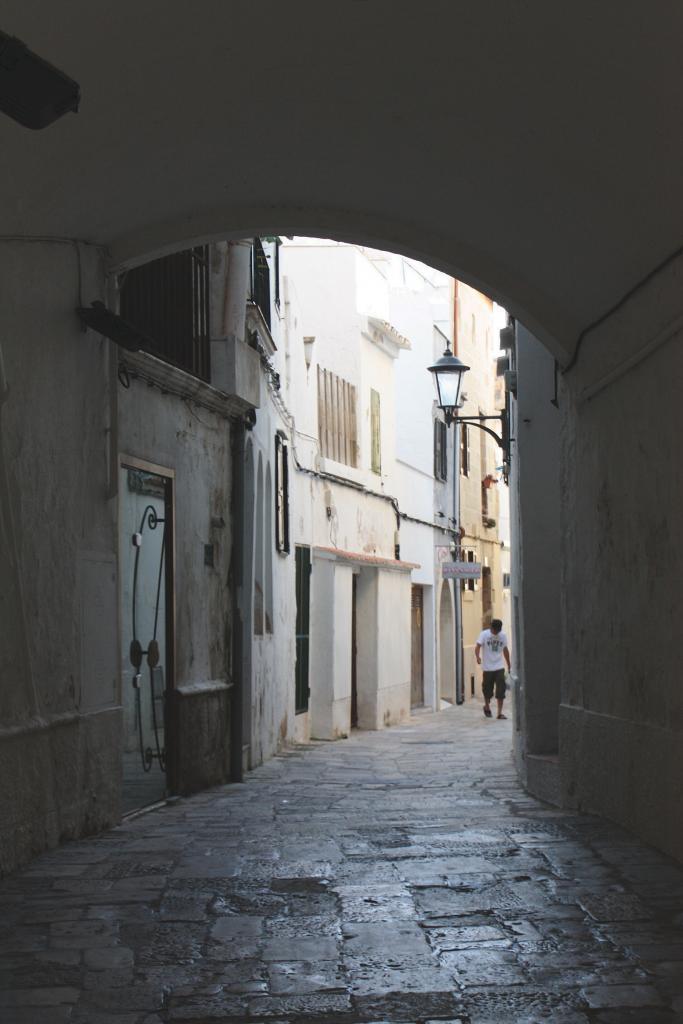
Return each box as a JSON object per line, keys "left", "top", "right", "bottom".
{"left": 121, "top": 345, "right": 260, "bottom": 417}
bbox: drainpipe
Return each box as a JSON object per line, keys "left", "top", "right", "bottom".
{"left": 453, "top": 420, "right": 464, "bottom": 705}
{"left": 453, "top": 280, "right": 464, "bottom": 704}
{"left": 225, "top": 241, "right": 252, "bottom": 784}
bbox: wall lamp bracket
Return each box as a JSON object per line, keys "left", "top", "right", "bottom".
{"left": 453, "top": 412, "right": 513, "bottom": 478}
{"left": 77, "top": 301, "right": 152, "bottom": 353}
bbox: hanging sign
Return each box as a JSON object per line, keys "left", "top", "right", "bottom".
{"left": 442, "top": 560, "right": 481, "bottom": 579}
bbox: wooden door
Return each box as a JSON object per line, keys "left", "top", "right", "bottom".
{"left": 410, "top": 585, "right": 424, "bottom": 707}
{"left": 295, "top": 546, "right": 311, "bottom": 713}
{"left": 482, "top": 566, "right": 492, "bottom": 626}
{"left": 351, "top": 574, "right": 358, "bottom": 727}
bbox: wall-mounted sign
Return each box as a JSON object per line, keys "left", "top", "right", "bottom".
{"left": 442, "top": 560, "right": 481, "bottom": 579}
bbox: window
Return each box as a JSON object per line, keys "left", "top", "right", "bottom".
{"left": 503, "top": 572, "right": 511, "bottom": 589}
{"left": 265, "top": 467, "right": 274, "bottom": 633}
{"left": 462, "top": 548, "right": 479, "bottom": 593}
{"left": 119, "top": 245, "right": 210, "bottom": 381}
{"left": 370, "top": 389, "right": 381, "bottom": 474}
{"left": 317, "top": 366, "right": 358, "bottom": 467}
{"left": 274, "top": 238, "right": 281, "bottom": 309}
{"left": 249, "top": 237, "right": 271, "bottom": 329}
{"left": 434, "top": 419, "right": 447, "bottom": 481}
{"left": 275, "top": 432, "right": 290, "bottom": 554}
{"left": 460, "top": 424, "right": 470, "bottom": 477}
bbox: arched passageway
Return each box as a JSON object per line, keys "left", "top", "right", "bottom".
{"left": 1, "top": 3, "right": 683, "bottom": 875}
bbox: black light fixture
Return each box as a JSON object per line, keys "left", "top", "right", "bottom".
{"left": 427, "top": 345, "right": 470, "bottom": 426}
{"left": 427, "top": 344, "right": 512, "bottom": 473}
{"left": 0, "top": 30, "right": 80, "bottom": 129}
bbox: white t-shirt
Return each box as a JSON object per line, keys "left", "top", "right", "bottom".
{"left": 477, "top": 629, "right": 508, "bottom": 672}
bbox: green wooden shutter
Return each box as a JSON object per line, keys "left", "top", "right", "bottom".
{"left": 371, "top": 389, "right": 381, "bottom": 474}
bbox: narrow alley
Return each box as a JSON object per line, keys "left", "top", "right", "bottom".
{"left": 3, "top": 705, "right": 683, "bottom": 1024}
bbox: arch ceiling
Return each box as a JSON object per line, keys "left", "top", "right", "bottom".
{"left": 1, "top": 1, "right": 681, "bottom": 359}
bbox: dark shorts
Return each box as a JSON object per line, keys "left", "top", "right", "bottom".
{"left": 483, "top": 669, "right": 506, "bottom": 701}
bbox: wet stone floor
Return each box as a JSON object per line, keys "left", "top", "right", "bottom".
{"left": 2, "top": 703, "right": 683, "bottom": 1024}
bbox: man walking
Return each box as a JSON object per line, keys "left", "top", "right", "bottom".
{"left": 475, "top": 619, "right": 511, "bottom": 720}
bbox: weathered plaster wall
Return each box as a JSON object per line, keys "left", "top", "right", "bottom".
{"left": 118, "top": 374, "right": 233, "bottom": 794}
{"left": 247, "top": 376, "right": 297, "bottom": 769}
{"left": 375, "top": 569, "right": 412, "bottom": 726}
{"left": 559, "top": 252, "right": 683, "bottom": 861}
{"left": 0, "top": 241, "right": 120, "bottom": 873}
{"left": 309, "top": 555, "right": 353, "bottom": 739}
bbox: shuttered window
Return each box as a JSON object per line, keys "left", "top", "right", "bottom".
{"left": 434, "top": 419, "right": 447, "bottom": 480}
{"left": 370, "top": 389, "right": 381, "bottom": 475}
{"left": 317, "top": 366, "right": 358, "bottom": 467}
{"left": 460, "top": 423, "right": 470, "bottom": 477}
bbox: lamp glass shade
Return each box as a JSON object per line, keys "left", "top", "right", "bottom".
{"left": 427, "top": 349, "right": 470, "bottom": 418}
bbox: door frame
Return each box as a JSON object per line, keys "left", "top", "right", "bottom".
{"left": 410, "top": 584, "right": 425, "bottom": 708}
{"left": 119, "top": 454, "right": 177, "bottom": 793}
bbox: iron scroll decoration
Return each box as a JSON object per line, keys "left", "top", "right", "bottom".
{"left": 130, "top": 504, "right": 167, "bottom": 773}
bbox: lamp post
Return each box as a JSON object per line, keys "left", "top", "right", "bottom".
{"left": 428, "top": 344, "right": 512, "bottom": 706}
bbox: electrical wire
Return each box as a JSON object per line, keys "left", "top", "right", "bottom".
{"left": 563, "top": 242, "right": 683, "bottom": 374}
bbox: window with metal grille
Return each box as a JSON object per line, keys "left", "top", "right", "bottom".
{"left": 275, "top": 432, "right": 290, "bottom": 554}
{"left": 434, "top": 419, "right": 447, "bottom": 480}
{"left": 317, "top": 366, "right": 358, "bottom": 467}
{"left": 119, "top": 246, "right": 210, "bottom": 381}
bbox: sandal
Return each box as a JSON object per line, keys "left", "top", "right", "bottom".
{"left": 497, "top": 713, "right": 507, "bottom": 720}
{"left": 483, "top": 706, "right": 492, "bottom": 717}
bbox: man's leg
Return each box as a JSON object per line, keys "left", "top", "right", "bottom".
{"left": 496, "top": 671, "right": 506, "bottom": 719}
{"left": 482, "top": 673, "right": 493, "bottom": 716}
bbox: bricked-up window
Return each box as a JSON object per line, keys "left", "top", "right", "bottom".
{"left": 434, "top": 419, "right": 447, "bottom": 481}
{"left": 317, "top": 366, "right": 358, "bottom": 467}
{"left": 275, "top": 432, "right": 290, "bottom": 554}
{"left": 119, "top": 246, "right": 210, "bottom": 381}
{"left": 370, "top": 389, "right": 381, "bottom": 475}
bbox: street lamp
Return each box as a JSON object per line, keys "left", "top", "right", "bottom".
{"left": 428, "top": 343, "right": 511, "bottom": 469}
{"left": 427, "top": 347, "right": 470, "bottom": 426}
{"left": 428, "top": 344, "right": 513, "bottom": 707}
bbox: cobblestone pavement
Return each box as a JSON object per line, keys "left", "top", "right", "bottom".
{"left": 2, "top": 703, "right": 683, "bottom": 1024}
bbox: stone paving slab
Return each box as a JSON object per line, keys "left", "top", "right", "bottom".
{"left": 2, "top": 702, "right": 683, "bottom": 1022}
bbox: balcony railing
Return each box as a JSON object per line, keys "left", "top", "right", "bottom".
{"left": 120, "top": 245, "right": 211, "bottom": 381}
{"left": 249, "top": 237, "right": 271, "bottom": 331}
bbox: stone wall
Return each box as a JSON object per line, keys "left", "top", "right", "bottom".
{"left": 0, "top": 240, "right": 120, "bottom": 873}
{"left": 559, "top": 252, "right": 683, "bottom": 861}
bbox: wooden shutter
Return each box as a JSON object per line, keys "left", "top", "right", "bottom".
{"left": 371, "top": 389, "right": 381, "bottom": 474}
